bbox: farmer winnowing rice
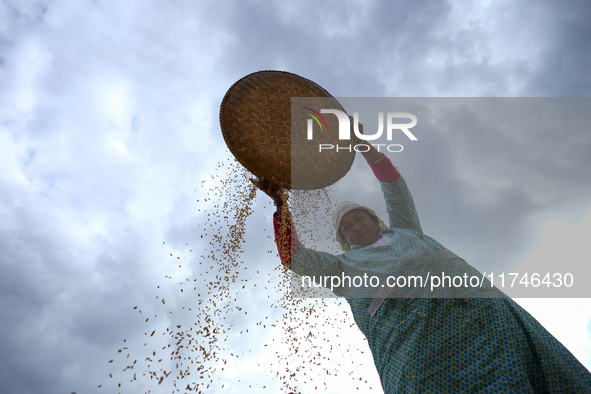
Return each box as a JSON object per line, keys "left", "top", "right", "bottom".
{"left": 256, "top": 140, "right": 591, "bottom": 393}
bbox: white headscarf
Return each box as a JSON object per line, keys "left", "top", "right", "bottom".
{"left": 332, "top": 201, "right": 389, "bottom": 251}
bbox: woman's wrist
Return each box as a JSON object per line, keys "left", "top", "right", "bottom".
{"left": 274, "top": 200, "right": 284, "bottom": 219}
{"left": 361, "top": 145, "right": 384, "bottom": 163}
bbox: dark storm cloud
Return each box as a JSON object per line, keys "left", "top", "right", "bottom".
{"left": 520, "top": 0, "right": 591, "bottom": 96}
{"left": 212, "top": 0, "right": 453, "bottom": 96}
{"left": 0, "top": 189, "right": 166, "bottom": 392}
{"left": 211, "top": 0, "right": 591, "bottom": 98}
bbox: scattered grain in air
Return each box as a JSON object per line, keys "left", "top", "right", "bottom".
{"left": 103, "top": 158, "right": 370, "bottom": 394}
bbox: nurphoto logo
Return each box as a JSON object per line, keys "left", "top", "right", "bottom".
{"left": 303, "top": 108, "right": 417, "bottom": 153}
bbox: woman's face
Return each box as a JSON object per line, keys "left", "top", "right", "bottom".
{"left": 340, "top": 209, "right": 380, "bottom": 247}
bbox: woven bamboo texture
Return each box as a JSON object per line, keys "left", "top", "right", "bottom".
{"left": 219, "top": 70, "right": 355, "bottom": 190}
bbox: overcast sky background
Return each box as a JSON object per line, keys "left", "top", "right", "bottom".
{"left": 1, "top": 0, "right": 591, "bottom": 393}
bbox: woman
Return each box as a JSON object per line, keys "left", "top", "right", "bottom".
{"left": 256, "top": 143, "right": 591, "bottom": 393}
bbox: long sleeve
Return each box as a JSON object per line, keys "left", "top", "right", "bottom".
{"left": 273, "top": 213, "right": 344, "bottom": 296}
{"left": 367, "top": 154, "right": 400, "bottom": 183}
{"left": 367, "top": 154, "right": 422, "bottom": 233}
{"left": 272, "top": 212, "right": 300, "bottom": 268}
{"left": 380, "top": 176, "right": 423, "bottom": 233}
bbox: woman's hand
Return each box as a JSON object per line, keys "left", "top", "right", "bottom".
{"left": 252, "top": 176, "right": 283, "bottom": 203}
{"left": 250, "top": 176, "right": 288, "bottom": 218}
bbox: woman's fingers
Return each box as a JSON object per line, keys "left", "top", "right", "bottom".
{"left": 254, "top": 177, "right": 285, "bottom": 203}
{"left": 256, "top": 177, "right": 275, "bottom": 194}
{"left": 267, "top": 177, "right": 276, "bottom": 195}
{"left": 348, "top": 116, "right": 363, "bottom": 133}
{"left": 349, "top": 115, "right": 364, "bottom": 145}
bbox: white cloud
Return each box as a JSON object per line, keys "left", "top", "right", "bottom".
{"left": 514, "top": 210, "right": 591, "bottom": 368}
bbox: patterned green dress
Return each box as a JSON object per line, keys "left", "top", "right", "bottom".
{"left": 285, "top": 176, "right": 591, "bottom": 393}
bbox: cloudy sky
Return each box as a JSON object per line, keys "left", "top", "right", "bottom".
{"left": 1, "top": 0, "right": 591, "bottom": 393}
